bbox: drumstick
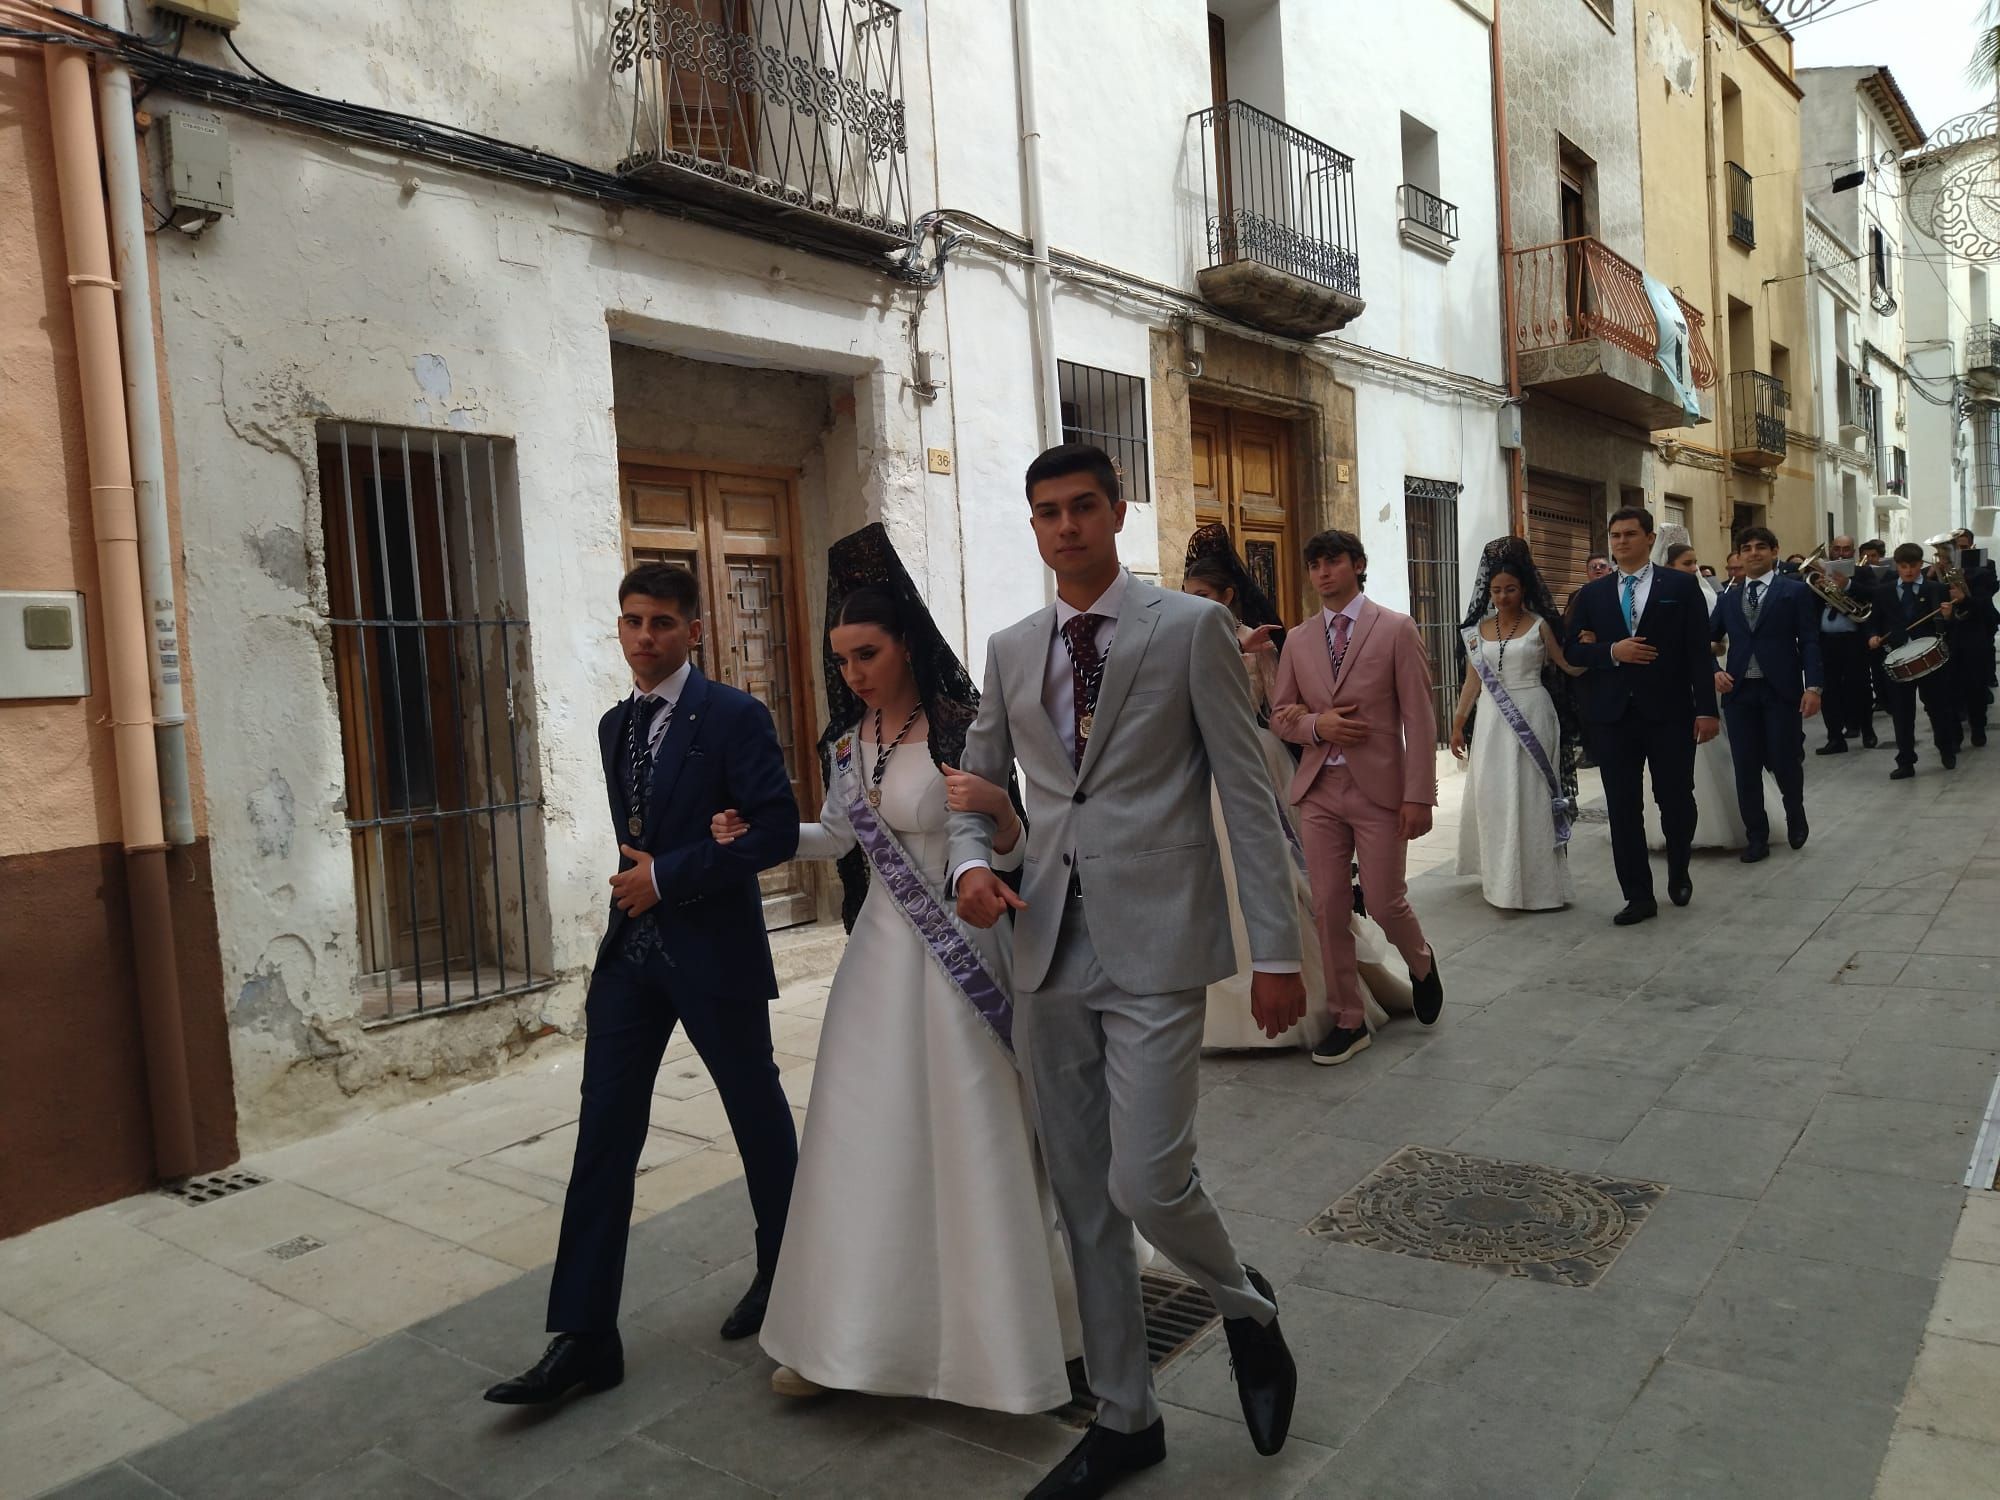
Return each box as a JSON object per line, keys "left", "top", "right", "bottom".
{"left": 1904, "top": 605, "right": 1948, "bottom": 633}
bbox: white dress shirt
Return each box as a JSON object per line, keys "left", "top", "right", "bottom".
{"left": 1610, "top": 562, "right": 1653, "bottom": 668}
{"left": 631, "top": 658, "right": 693, "bottom": 895}
{"left": 1309, "top": 594, "right": 1368, "bottom": 769}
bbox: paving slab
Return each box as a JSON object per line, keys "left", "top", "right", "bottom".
{"left": 1598, "top": 1107, "right": 1800, "bottom": 1200}
{"left": 1789, "top": 1092, "right": 1983, "bottom": 1185}
{"left": 1736, "top": 1162, "right": 1966, "bottom": 1279}
{"left": 1869, "top": 1427, "right": 2000, "bottom": 1500}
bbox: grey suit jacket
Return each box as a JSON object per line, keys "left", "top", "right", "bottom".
{"left": 949, "top": 576, "right": 1302, "bottom": 996}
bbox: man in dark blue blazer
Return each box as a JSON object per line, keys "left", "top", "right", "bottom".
{"left": 487, "top": 562, "right": 800, "bottom": 1405}
{"left": 1566, "top": 507, "right": 1721, "bottom": 926}
{"left": 1710, "top": 526, "right": 1823, "bottom": 862}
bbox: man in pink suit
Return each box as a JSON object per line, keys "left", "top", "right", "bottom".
{"left": 1272, "top": 528, "right": 1444, "bottom": 1065}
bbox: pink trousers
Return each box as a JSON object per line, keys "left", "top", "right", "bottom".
{"left": 1296, "top": 763, "right": 1430, "bottom": 1029}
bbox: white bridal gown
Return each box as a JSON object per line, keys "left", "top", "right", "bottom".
{"left": 1645, "top": 576, "right": 1748, "bottom": 852}
{"left": 759, "top": 741, "right": 1076, "bottom": 1413}
{"left": 1203, "top": 653, "right": 1407, "bottom": 1048}
{"left": 1456, "top": 619, "right": 1576, "bottom": 910}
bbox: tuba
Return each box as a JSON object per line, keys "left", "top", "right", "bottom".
{"left": 1926, "top": 533, "right": 1967, "bottom": 593}
{"left": 1799, "top": 543, "right": 1873, "bottom": 622}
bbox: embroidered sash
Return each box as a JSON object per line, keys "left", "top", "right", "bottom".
{"left": 836, "top": 736, "right": 1014, "bottom": 1054}
{"left": 1463, "top": 627, "right": 1574, "bottom": 850}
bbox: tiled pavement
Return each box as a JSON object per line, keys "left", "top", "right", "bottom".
{"left": 10, "top": 745, "right": 2000, "bottom": 1499}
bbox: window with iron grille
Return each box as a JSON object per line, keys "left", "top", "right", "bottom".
{"left": 1404, "top": 477, "right": 1462, "bottom": 747}
{"left": 1058, "top": 361, "right": 1151, "bottom": 503}
{"left": 1975, "top": 408, "right": 2000, "bottom": 510}
{"left": 1859, "top": 381, "right": 1883, "bottom": 482}
{"left": 317, "top": 425, "right": 548, "bottom": 1024}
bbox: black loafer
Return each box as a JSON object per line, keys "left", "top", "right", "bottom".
{"left": 1668, "top": 878, "right": 1693, "bottom": 907}
{"left": 719, "top": 1268, "right": 774, "bottom": 1341}
{"left": 1025, "top": 1419, "right": 1166, "bottom": 1500}
{"left": 1739, "top": 844, "right": 1770, "bottom": 864}
{"left": 1890, "top": 765, "right": 1916, "bottom": 780}
{"left": 1223, "top": 1268, "right": 1296, "bottom": 1457}
{"left": 1787, "top": 815, "right": 1809, "bottom": 851}
{"left": 1816, "top": 741, "right": 1847, "bottom": 755}
{"left": 1614, "top": 900, "right": 1658, "bottom": 927}
{"left": 1942, "top": 750, "right": 1959, "bottom": 770}
{"left": 1410, "top": 951, "right": 1444, "bottom": 1026}
{"left": 483, "top": 1332, "right": 623, "bottom": 1404}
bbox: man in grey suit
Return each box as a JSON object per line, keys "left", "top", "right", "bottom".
{"left": 953, "top": 444, "right": 1302, "bottom": 1500}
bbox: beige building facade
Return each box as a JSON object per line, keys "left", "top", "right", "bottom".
{"left": 1636, "top": 0, "right": 1815, "bottom": 567}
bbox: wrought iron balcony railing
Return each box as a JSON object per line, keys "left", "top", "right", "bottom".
{"left": 1512, "top": 237, "right": 1716, "bottom": 388}
{"left": 1192, "top": 100, "right": 1361, "bottom": 299}
{"left": 1399, "top": 183, "right": 1459, "bottom": 244}
{"left": 1726, "top": 161, "right": 1755, "bottom": 248}
{"left": 1729, "top": 370, "right": 1788, "bottom": 461}
{"left": 1971, "top": 322, "right": 2000, "bottom": 374}
{"left": 610, "top": 0, "right": 911, "bottom": 249}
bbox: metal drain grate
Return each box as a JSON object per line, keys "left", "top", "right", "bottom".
{"left": 160, "top": 1169, "right": 270, "bottom": 1206}
{"left": 265, "top": 1235, "right": 326, "bottom": 1261}
{"left": 1052, "top": 1269, "right": 1220, "bottom": 1426}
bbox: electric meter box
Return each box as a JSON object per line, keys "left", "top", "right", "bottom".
{"left": 151, "top": 0, "right": 242, "bottom": 28}
{"left": 0, "top": 592, "right": 90, "bottom": 700}
{"left": 162, "top": 109, "right": 234, "bottom": 219}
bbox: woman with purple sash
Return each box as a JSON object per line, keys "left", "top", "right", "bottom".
{"left": 711, "top": 524, "right": 1076, "bottom": 1412}
{"left": 1448, "top": 538, "right": 1587, "bottom": 911}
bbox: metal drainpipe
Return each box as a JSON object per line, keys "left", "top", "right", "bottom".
{"left": 1011, "top": 0, "right": 1063, "bottom": 455}
{"left": 1489, "top": 1, "right": 1526, "bottom": 536}
{"left": 45, "top": 42, "right": 198, "bottom": 1179}
{"left": 90, "top": 0, "right": 195, "bottom": 847}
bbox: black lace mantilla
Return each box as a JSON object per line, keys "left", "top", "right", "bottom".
{"left": 818, "top": 524, "right": 1014, "bottom": 931}
{"left": 1457, "top": 534, "right": 1583, "bottom": 803}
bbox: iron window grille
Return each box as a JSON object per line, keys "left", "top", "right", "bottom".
{"left": 1726, "top": 162, "right": 1755, "bottom": 248}
{"left": 1860, "top": 381, "right": 1884, "bottom": 482}
{"left": 1975, "top": 408, "right": 2000, "bottom": 510}
{"left": 1399, "top": 183, "right": 1459, "bottom": 244}
{"left": 318, "top": 426, "right": 548, "bottom": 1025}
{"left": 610, "top": 0, "right": 911, "bottom": 248}
{"left": 1729, "top": 370, "right": 1788, "bottom": 458}
{"left": 1869, "top": 227, "right": 1896, "bottom": 313}
{"left": 1889, "top": 445, "right": 1908, "bottom": 495}
{"left": 1404, "top": 477, "right": 1462, "bottom": 747}
{"left": 1971, "top": 323, "right": 2000, "bottom": 373}
{"left": 1058, "top": 361, "right": 1151, "bottom": 504}
{"left": 1192, "top": 99, "right": 1361, "bottom": 298}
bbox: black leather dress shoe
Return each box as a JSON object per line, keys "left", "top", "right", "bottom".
{"left": 1668, "top": 876, "right": 1693, "bottom": 907}
{"left": 1410, "top": 950, "right": 1443, "bottom": 1026}
{"left": 1862, "top": 730, "right": 1878, "bottom": 748}
{"left": 1223, "top": 1267, "right": 1296, "bottom": 1456}
{"left": 1816, "top": 740, "right": 1847, "bottom": 755}
{"left": 719, "top": 1267, "right": 774, "bottom": 1341}
{"left": 1890, "top": 764, "right": 1916, "bottom": 780}
{"left": 483, "top": 1332, "right": 623, "bottom": 1404}
{"left": 1024, "top": 1418, "right": 1166, "bottom": 1500}
{"left": 1739, "top": 843, "right": 1770, "bottom": 864}
{"left": 1942, "top": 750, "right": 1959, "bottom": 770}
{"left": 1974, "top": 729, "right": 1989, "bottom": 747}
{"left": 1787, "top": 814, "right": 1809, "bottom": 850}
{"left": 1614, "top": 899, "right": 1658, "bottom": 927}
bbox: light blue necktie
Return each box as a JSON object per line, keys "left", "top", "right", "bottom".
{"left": 1620, "top": 573, "right": 1639, "bottom": 632}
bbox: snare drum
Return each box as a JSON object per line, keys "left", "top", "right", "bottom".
{"left": 1884, "top": 636, "right": 1951, "bottom": 684}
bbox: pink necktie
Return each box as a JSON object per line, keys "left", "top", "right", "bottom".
{"left": 1326, "top": 612, "right": 1352, "bottom": 679}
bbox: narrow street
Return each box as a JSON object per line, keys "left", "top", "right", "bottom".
{"left": 9, "top": 741, "right": 1999, "bottom": 1500}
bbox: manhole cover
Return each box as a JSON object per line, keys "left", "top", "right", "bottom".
{"left": 1052, "top": 1269, "right": 1219, "bottom": 1426}
{"left": 160, "top": 1169, "right": 270, "bottom": 1206}
{"left": 1307, "top": 1145, "right": 1665, "bottom": 1288}
{"left": 266, "top": 1235, "right": 326, "bottom": 1261}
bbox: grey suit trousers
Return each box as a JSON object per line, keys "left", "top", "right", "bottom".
{"left": 1018, "top": 893, "right": 1275, "bottom": 1434}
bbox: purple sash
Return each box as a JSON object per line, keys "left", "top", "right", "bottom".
{"left": 1463, "top": 627, "right": 1574, "bottom": 850}
{"left": 836, "top": 737, "right": 1014, "bottom": 1054}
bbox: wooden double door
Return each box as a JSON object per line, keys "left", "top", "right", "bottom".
{"left": 620, "top": 457, "right": 818, "bottom": 930}
{"left": 1189, "top": 401, "right": 1303, "bottom": 625}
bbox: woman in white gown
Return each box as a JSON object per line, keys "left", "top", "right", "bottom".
{"left": 1644, "top": 533, "right": 1747, "bottom": 852}
{"left": 713, "top": 525, "right": 1074, "bottom": 1412}
{"left": 1180, "top": 525, "right": 1410, "bottom": 1048}
{"left": 1449, "top": 538, "right": 1587, "bottom": 911}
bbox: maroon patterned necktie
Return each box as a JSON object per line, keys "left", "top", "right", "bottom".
{"left": 1060, "top": 612, "right": 1106, "bottom": 767}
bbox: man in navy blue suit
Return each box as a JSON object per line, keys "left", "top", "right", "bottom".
{"left": 1711, "top": 526, "right": 1823, "bottom": 863}
{"left": 1566, "top": 507, "right": 1721, "bottom": 926}
{"left": 486, "top": 562, "right": 800, "bottom": 1405}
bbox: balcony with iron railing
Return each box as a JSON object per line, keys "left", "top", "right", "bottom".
{"left": 1190, "top": 100, "right": 1365, "bottom": 338}
{"left": 1728, "top": 370, "right": 1788, "bottom": 467}
{"left": 1511, "top": 236, "right": 1715, "bottom": 430}
{"left": 610, "top": 0, "right": 912, "bottom": 251}
{"left": 1970, "top": 322, "right": 2000, "bottom": 376}
{"left": 1726, "top": 162, "right": 1755, "bottom": 249}
{"left": 1398, "top": 183, "right": 1459, "bottom": 258}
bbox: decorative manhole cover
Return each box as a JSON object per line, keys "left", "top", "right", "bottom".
{"left": 1307, "top": 1145, "right": 1665, "bottom": 1288}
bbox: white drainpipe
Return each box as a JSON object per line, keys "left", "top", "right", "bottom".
{"left": 92, "top": 0, "right": 194, "bottom": 845}
{"left": 1012, "top": 0, "right": 1063, "bottom": 453}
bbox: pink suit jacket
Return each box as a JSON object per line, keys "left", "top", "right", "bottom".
{"left": 1271, "top": 597, "right": 1439, "bottom": 812}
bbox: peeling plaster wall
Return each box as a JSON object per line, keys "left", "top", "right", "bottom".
{"left": 156, "top": 115, "right": 938, "bottom": 1143}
